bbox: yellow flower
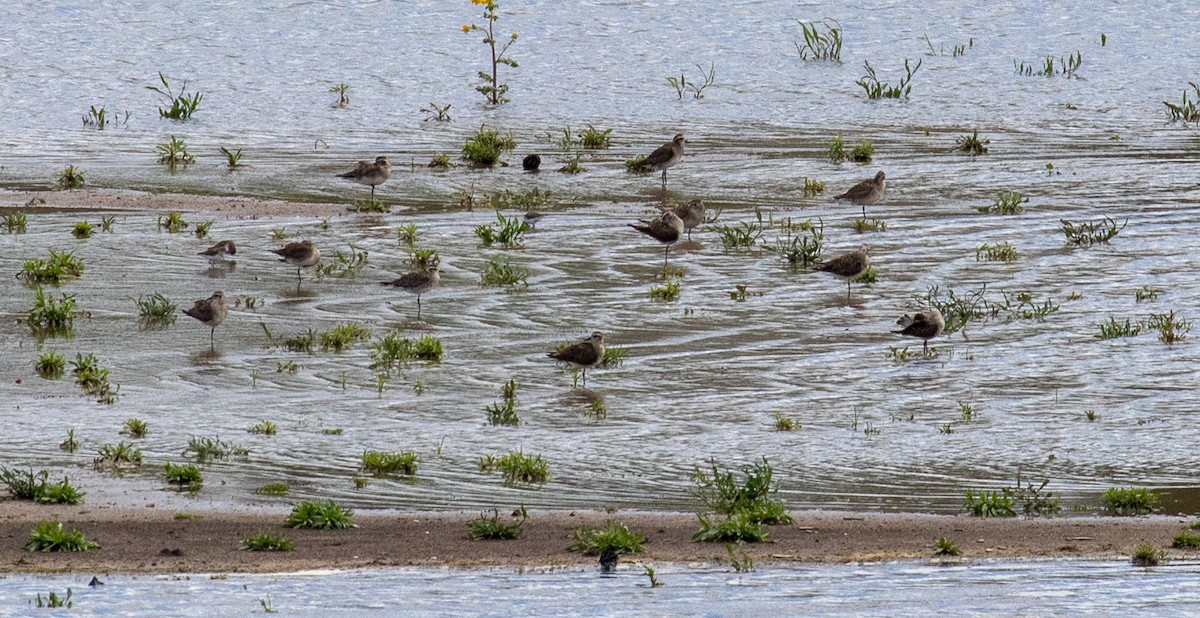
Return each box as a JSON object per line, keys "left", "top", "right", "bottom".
{"left": 470, "top": 0, "right": 488, "bottom": 5}
{"left": 462, "top": 24, "right": 471, "bottom": 33}
{"left": 511, "top": 32, "right": 518, "bottom": 40}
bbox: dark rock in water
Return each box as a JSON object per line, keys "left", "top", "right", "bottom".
{"left": 88, "top": 576, "right": 104, "bottom": 587}
{"left": 522, "top": 153, "right": 541, "bottom": 171}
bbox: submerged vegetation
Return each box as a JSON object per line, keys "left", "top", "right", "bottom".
{"left": 856, "top": 58, "right": 921, "bottom": 99}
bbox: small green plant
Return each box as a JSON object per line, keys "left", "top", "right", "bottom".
{"left": 249, "top": 420, "right": 278, "bottom": 436}
{"left": 1085, "top": 409, "right": 1099, "bottom": 422}
{"left": 851, "top": 218, "right": 887, "bottom": 233}
{"left": 771, "top": 412, "right": 797, "bottom": 431}
{"left": 3, "top": 211, "right": 27, "bottom": 233}
{"left": 964, "top": 489, "right": 1015, "bottom": 517}
{"left": 219, "top": 146, "right": 243, "bottom": 168}
{"left": 330, "top": 82, "right": 351, "bottom": 107}
{"left": 157, "top": 211, "right": 188, "bottom": 232}
{"left": 28, "top": 288, "right": 77, "bottom": 335}
{"left": 644, "top": 565, "right": 665, "bottom": 587}
{"left": 579, "top": 124, "right": 613, "bottom": 149}
{"left": 370, "top": 333, "right": 444, "bottom": 372}
{"left": 851, "top": 140, "right": 874, "bottom": 162}
{"left": 475, "top": 212, "right": 530, "bottom": 247}
{"left": 121, "top": 418, "right": 148, "bottom": 439}
{"left": 321, "top": 428, "right": 344, "bottom": 436}
{"left": 481, "top": 258, "right": 530, "bottom": 288}
{"left": 794, "top": 18, "right": 843, "bottom": 61}
{"left": 1132, "top": 544, "right": 1165, "bottom": 567}
{"left": 19, "top": 249, "right": 85, "bottom": 285}
{"left": 35, "top": 350, "right": 66, "bottom": 378}
{"left": 975, "top": 242, "right": 1019, "bottom": 262}
{"left": 421, "top": 101, "right": 452, "bottom": 121}
{"left": 183, "top": 436, "right": 249, "bottom": 463}
{"left": 256, "top": 482, "right": 289, "bottom": 496}
{"left": 649, "top": 278, "right": 682, "bottom": 301}
{"left": 131, "top": 292, "right": 177, "bottom": 324}
{"left": 26, "top": 521, "right": 99, "bottom": 552}
{"left": 347, "top": 197, "right": 388, "bottom": 213}
{"left": 856, "top": 58, "right": 921, "bottom": 99}
{"left": 100, "top": 215, "right": 115, "bottom": 232}
{"left": 1015, "top": 51, "right": 1082, "bottom": 78}
{"left": 726, "top": 542, "right": 755, "bottom": 572}
{"left": 728, "top": 284, "right": 761, "bottom": 301}
{"left": 1172, "top": 530, "right": 1200, "bottom": 549}
{"left": 320, "top": 322, "right": 372, "bottom": 351}
{"left": 60, "top": 429, "right": 79, "bottom": 453}
{"left": 240, "top": 532, "right": 294, "bottom": 552}
{"left": 601, "top": 346, "right": 628, "bottom": 368}
{"left": 285, "top": 499, "right": 356, "bottom": 529}
{"left": 0, "top": 468, "right": 85, "bottom": 505}
{"left": 693, "top": 511, "right": 770, "bottom": 543}
{"left": 463, "top": 0, "right": 519, "bottom": 105}
{"left": 360, "top": 450, "right": 418, "bottom": 476}
{"left": 163, "top": 462, "right": 203, "bottom": 490}
{"left": 1060, "top": 216, "right": 1126, "bottom": 246}
{"left": 802, "top": 177, "right": 826, "bottom": 196}
{"left": 94, "top": 441, "right": 142, "bottom": 471}
{"left": 711, "top": 208, "right": 767, "bottom": 251}
{"left": 558, "top": 154, "right": 585, "bottom": 174}
{"left": 934, "top": 536, "right": 963, "bottom": 556}
{"left": 83, "top": 104, "right": 109, "bottom": 128}
{"left": 666, "top": 63, "right": 716, "bottom": 100}
{"left": 1104, "top": 487, "right": 1160, "bottom": 515}
{"left": 827, "top": 135, "right": 847, "bottom": 163}
{"left": 148, "top": 72, "right": 202, "bottom": 119}
{"left": 692, "top": 458, "right": 793, "bottom": 526}
{"left": 194, "top": 220, "right": 213, "bottom": 238}
{"left": 1136, "top": 286, "right": 1161, "bottom": 303}
{"left": 486, "top": 381, "right": 520, "bottom": 426}
{"left": 71, "top": 353, "right": 117, "bottom": 402}
{"left": 1097, "top": 317, "right": 1142, "bottom": 339}
{"left": 396, "top": 224, "right": 419, "bottom": 245}
{"left": 978, "top": 190, "right": 1027, "bottom": 215}
{"left": 763, "top": 217, "right": 823, "bottom": 268}
{"left": 567, "top": 520, "right": 646, "bottom": 555}
{"left": 58, "top": 165, "right": 85, "bottom": 189}
{"left": 428, "top": 153, "right": 452, "bottom": 169}
{"left": 157, "top": 136, "right": 195, "bottom": 166}
{"left": 1148, "top": 311, "right": 1191, "bottom": 344}
{"left": 462, "top": 125, "right": 517, "bottom": 165}
{"left": 1163, "top": 82, "right": 1200, "bottom": 124}
{"left": 953, "top": 129, "right": 989, "bottom": 155}
{"left": 493, "top": 450, "right": 549, "bottom": 487}
{"left": 34, "top": 588, "right": 73, "bottom": 608}
{"left": 467, "top": 506, "right": 527, "bottom": 540}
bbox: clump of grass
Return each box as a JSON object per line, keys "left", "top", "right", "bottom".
{"left": 649, "top": 278, "right": 682, "bottom": 301}
{"left": 475, "top": 212, "right": 530, "bottom": 247}
{"left": 149, "top": 72, "right": 202, "bottom": 119}
{"left": 255, "top": 482, "right": 289, "bottom": 496}
{"left": 157, "top": 136, "right": 195, "bottom": 166}
{"left": 1014, "top": 51, "right": 1082, "bottom": 78}
{"left": 248, "top": 420, "right": 278, "bottom": 436}
{"left": 330, "top": 82, "right": 351, "bottom": 107}
{"left": 1097, "top": 317, "right": 1142, "bottom": 340}
{"left": 1164, "top": 82, "right": 1200, "bottom": 124}
{"left": 71, "top": 353, "right": 117, "bottom": 403}
{"left": 157, "top": 212, "right": 188, "bottom": 233}
{"left": 4, "top": 212, "right": 28, "bottom": 233}
{"left": 579, "top": 125, "right": 613, "bottom": 149}
{"left": 71, "top": 221, "right": 94, "bottom": 241}
{"left": 370, "top": 333, "right": 445, "bottom": 372}
{"left": 34, "top": 588, "right": 73, "bottom": 608}
{"left": 320, "top": 322, "right": 372, "bottom": 352}
{"left": 100, "top": 215, "right": 115, "bottom": 232}
{"left": 347, "top": 197, "right": 389, "bottom": 213}
{"left": 887, "top": 346, "right": 938, "bottom": 361}
{"left": 666, "top": 62, "right": 716, "bottom": 100}
{"left": 121, "top": 418, "right": 148, "bottom": 439}
{"left": 490, "top": 451, "right": 549, "bottom": 487}
{"left": 975, "top": 242, "right": 1019, "bottom": 262}
{"left": 851, "top": 218, "right": 886, "bottom": 233}
{"left": 19, "top": 249, "right": 85, "bottom": 285}
{"left": 1132, "top": 544, "right": 1165, "bottom": 567}
{"left": 57, "top": 165, "right": 85, "bottom": 189}
{"left": 558, "top": 154, "right": 586, "bottom": 174}
{"left": 462, "top": 125, "right": 516, "bottom": 166}
{"left": 794, "top": 18, "right": 842, "bottom": 61}
{"left": 693, "top": 511, "right": 769, "bottom": 543}
{"left": 94, "top": 441, "right": 142, "bottom": 472}
{"left": 481, "top": 259, "right": 530, "bottom": 288}
{"left": 360, "top": 450, "right": 418, "bottom": 476}
{"left": 1148, "top": 311, "right": 1191, "bottom": 345}
{"left": 315, "top": 245, "right": 369, "bottom": 279}
{"left": 486, "top": 378, "right": 520, "bottom": 426}
{"left": 468, "top": 506, "right": 527, "bottom": 540}
{"left": 771, "top": 412, "right": 797, "bottom": 431}
{"left": 567, "top": 520, "right": 646, "bottom": 555}
{"left": 396, "top": 224, "right": 418, "bottom": 245}
{"left": 963, "top": 489, "right": 1015, "bottom": 517}
{"left": 0, "top": 468, "right": 85, "bottom": 505}
{"left": 827, "top": 135, "right": 847, "bottom": 163}
{"left": 163, "top": 462, "right": 203, "bottom": 490}
{"left": 59, "top": 429, "right": 79, "bottom": 453}
{"left": 131, "top": 292, "right": 177, "bottom": 326}
{"left": 1060, "top": 216, "right": 1126, "bottom": 246}
{"left": 711, "top": 207, "right": 767, "bottom": 251}
{"left": 240, "top": 532, "right": 294, "bottom": 552}
{"left": 26, "top": 521, "right": 99, "bottom": 552}
{"left": 1172, "top": 530, "right": 1200, "bottom": 549}
{"left": 966, "top": 473, "right": 1059, "bottom": 517}
{"left": 953, "top": 129, "right": 989, "bottom": 155}
{"left": 601, "top": 346, "right": 628, "bottom": 368}
{"left": 998, "top": 291, "right": 1059, "bottom": 321}
{"left": 183, "top": 436, "right": 249, "bottom": 463}
{"left": 1104, "top": 487, "right": 1160, "bottom": 515}
{"left": 285, "top": 499, "right": 356, "bottom": 529}
{"left": 978, "top": 191, "right": 1027, "bottom": 215}
{"left": 27, "top": 289, "right": 76, "bottom": 336}
{"left": 763, "top": 217, "right": 823, "bottom": 268}
{"left": 35, "top": 350, "right": 66, "bottom": 378}
{"left": 802, "top": 177, "right": 826, "bottom": 196}
{"left": 281, "top": 328, "right": 315, "bottom": 354}
{"left": 851, "top": 140, "right": 874, "bottom": 162}
{"left": 420, "top": 101, "right": 451, "bottom": 121}
{"left": 934, "top": 537, "right": 963, "bottom": 556}
{"left": 428, "top": 153, "right": 452, "bottom": 169}
{"left": 856, "top": 58, "right": 921, "bottom": 99}
{"left": 692, "top": 458, "right": 793, "bottom": 530}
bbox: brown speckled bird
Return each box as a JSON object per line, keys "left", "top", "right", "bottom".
{"left": 380, "top": 262, "right": 440, "bottom": 319}
{"left": 834, "top": 170, "right": 886, "bottom": 218}
{"left": 547, "top": 331, "right": 605, "bottom": 388}
{"left": 183, "top": 291, "right": 228, "bottom": 350}
{"left": 337, "top": 155, "right": 391, "bottom": 198}
{"left": 816, "top": 245, "right": 871, "bottom": 300}
{"left": 629, "top": 210, "right": 685, "bottom": 269}
{"left": 636, "top": 134, "right": 686, "bottom": 189}
{"left": 893, "top": 308, "right": 945, "bottom": 354}
{"left": 270, "top": 240, "right": 320, "bottom": 286}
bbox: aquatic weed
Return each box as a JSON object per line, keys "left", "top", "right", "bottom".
{"left": 1060, "top": 216, "right": 1126, "bottom": 246}
{"left": 34, "top": 588, "right": 73, "bottom": 608}
{"left": 464, "top": 1, "right": 519, "bottom": 105}
{"left": 157, "top": 211, "right": 188, "bottom": 232}
{"left": 475, "top": 212, "right": 530, "bottom": 247}
{"left": 934, "top": 537, "right": 962, "bottom": 556}
{"left": 330, "top": 83, "right": 351, "bottom": 108}
{"left": 320, "top": 322, "right": 372, "bottom": 352}
{"left": 771, "top": 412, "right": 797, "bottom": 431}
{"left": 494, "top": 451, "right": 549, "bottom": 487}
{"left": 462, "top": 125, "right": 517, "bottom": 165}
{"left": 691, "top": 458, "right": 792, "bottom": 525}
{"left": 851, "top": 217, "right": 886, "bottom": 233}
{"left": 428, "top": 153, "right": 452, "bottom": 169}
{"left": 693, "top": 511, "right": 769, "bottom": 543}
{"left": 284, "top": 499, "right": 356, "bottom": 529}
{"left": 963, "top": 489, "right": 1015, "bottom": 517}
{"left": 19, "top": 249, "right": 85, "bottom": 284}
{"left": 794, "top": 18, "right": 842, "bottom": 62}
{"left": 148, "top": 72, "right": 202, "bottom": 119}
{"left": 1148, "top": 311, "right": 1191, "bottom": 344}
{"left": 35, "top": 350, "right": 66, "bottom": 378}
{"left": 667, "top": 63, "right": 716, "bottom": 100}
{"left": 120, "top": 418, "right": 148, "bottom": 439}
{"left": 567, "top": 520, "right": 646, "bottom": 555}
{"left": 183, "top": 436, "right": 249, "bottom": 463}
{"left": 649, "top": 278, "right": 682, "bottom": 301}
{"left": 131, "top": 292, "right": 177, "bottom": 324}
{"left": 163, "top": 462, "right": 203, "bottom": 490}
{"left": 157, "top": 136, "right": 195, "bottom": 166}
{"left": 481, "top": 258, "right": 530, "bottom": 288}
{"left": 94, "top": 441, "right": 142, "bottom": 471}
{"left": 1097, "top": 317, "right": 1142, "bottom": 339}
{"left": 240, "top": 532, "right": 294, "bottom": 552}
{"left": 255, "top": 482, "right": 289, "bottom": 496}
{"left": 978, "top": 190, "right": 1026, "bottom": 215}
{"left": 0, "top": 468, "right": 85, "bottom": 505}
{"left": 763, "top": 217, "right": 823, "bottom": 267}
{"left": 467, "top": 506, "right": 528, "bottom": 540}
{"left": 952, "top": 129, "right": 989, "bottom": 155}
{"left": 802, "top": 177, "right": 826, "bottom": 196}
{"left": 28, "top": 288, "right": 78, "bottom": 334}
{"left": 26, "top": 521, "right": 99, "bottom": 552}
{"left": 1164, "top": 82, "right": 1200, "bottom": 124}
{"left": 3, "top": 212, "right": 28, "bottom": 233}
{"left": 975, "top": 242, "right": 1019, "bottom": 262}
{"left": 248, "top": 420, "right": 278, "bottom": 436}
{"left": 57, "top": 165, "right": 85, "bottom": 189}
{"left": 851, "top": 140, "right": 874, "bottom": 162}
{"left": 1135, "top": 286, "right": 1161, "bottom": 303}
{"left": 421, "top": 101, "right": 452, "bottom": 122}
{"left": 856, "top": 58, "right": 921, "bottom": 99}
{"left": 1132, "top": 544, "right": 1165, "bottom": 567}
{"left": 218, "top": 146, "right": 242, "bottom": 169}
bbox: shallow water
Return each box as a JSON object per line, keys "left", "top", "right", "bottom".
{"left": 3, "top": 560, "right": 1200, "bottom": 616}
{"left": 2, "top": 0, "right": 1200, "bottom": 514}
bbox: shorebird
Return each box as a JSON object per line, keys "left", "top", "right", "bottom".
{"left": 547, "top": 331, "right": 605, "bottom": 388}
{"left": 270, "top": 240, "right": 320, "bottom": 286}
{"left": 522, "top": 153, "right": 541, "bottom": 172}
{"left": 599, "top": 547, "right": 619, "bottom": 574}
{"left": 664, "top": 198, "right": 705, "bottom": 240}
{"left": 183, "top": 291, "right": 227, "bottom": 350}
{"left": 524, "top": 211, "right": 547, "bottom": 229}
{"left": 816, "top": 245, "right": 871, "bottom": 300}
{"left": 893, "top": 308, "right": 946, "bottom": 354}
{"left": 636, "top": 133, "right": 686, "bottom": 189}
{"left": 834, "top": 170, "right": 886, "bottom": 219}
{"left": 629, "top": 210, "right": 685, "bottom": 269}
{"left": 380, "top": 262, "right": 440, "bottom": 319}
{"left": 337, "top": 155, "right": 391, "bottom": 198}
{"left": 198, "top": 240, "right": 237, "bottom": 263}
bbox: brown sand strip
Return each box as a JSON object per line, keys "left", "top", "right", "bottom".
{"left": 1, "top": 503, "right": 1191, "bottom": 574}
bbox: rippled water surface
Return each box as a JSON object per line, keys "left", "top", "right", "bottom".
{"left": 2, "top": 0, "right": 1200, "bottom": 515}
{"left": 4, "top": 560, "right": 1200, "bottom": 616}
